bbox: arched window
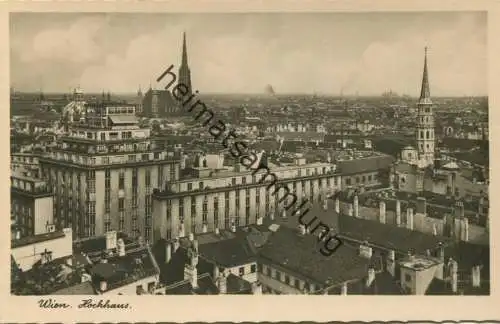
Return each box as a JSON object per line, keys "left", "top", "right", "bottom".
{"left": 426, "top": 130, "right": 430, "bottom": 139}
{"left": 420, "top": 131, "right": 424, "bottom": 139}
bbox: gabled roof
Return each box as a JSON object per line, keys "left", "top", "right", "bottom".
{"left": 337, "top": 215, "right": 451, "bottom": 254}
{"left": 259, "top": 225, "right": 375, "bottom": 287}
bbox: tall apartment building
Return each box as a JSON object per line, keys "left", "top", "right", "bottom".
{"left": 39, "top": 101, "right": 181, "bottom": 241}
{"left": 152, "top": 157, "right": 342, "bottom": 241}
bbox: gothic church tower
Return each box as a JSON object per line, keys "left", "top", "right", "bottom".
{"left": 416, "top": 47, "right": 435, "bottom": 167}
{"left": 178, "top": 32, "right": 193, "bottom": 100}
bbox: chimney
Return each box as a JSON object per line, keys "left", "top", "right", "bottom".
{"left": 231, "top": 222, "right": 236, "bottom": 233}
{"left": 323, "top": 198, "right": 328, "bottom": 210}
{"left": 340, "top": 282, "right": 348, "bottom": 295}
{"left": 188, "top": 232, "right": 194, "bottom": 241}
{"left": 213, "top": 264, "right": 220, "bottom": 283}
{"left": 406, "top": 208, "right": 414, "bottom": 230}
{"left": 347, "top": 203, "right": 353, "bottom": 217}
{"left": 334, "top": 197, "right": 340, "bottom": 213}
{"left": 202, "top": 223, "right": 208, "bottom": 233}
{"left": 471, "top": 265, "right": 481, "bottom": 288}
{"left": 117, "top": 238, "right": 126, "bottom": 257}
{"left": 252, "top": 282, "right": 263, "bottom": 295}
{"left": 455, "top": 201, "right": 464, "bottom": 218}
{"left": 281, "top": 209, "right": 287, "bottom": 218}
{"left": 353, "top": 195, "right": 359, "bottom": 218}
{"left": 256, "top": 215, "right": 263, "bottom": 225}
{"left": 105, "top": 230, "right": 117, "bottom": 250}
{"left": 438, "top": 243, "right": 445, "bottom": 261}
{"left": 218, "top": 270, "right": 228, "bottom": 294}
{"left": 366, "top": 268, "right": 376, "bottom": 287}
{"left": 379, "top": 200, "right": 386, "bottom": 224}
{"left": 461, "top": 218, "right": 469, "bottom": 242}
{"left": 395, "top": 200, "right": 401, "bottom": 225}
{"left": 166, "top": 243, "right": 172, "bottom": 263}
{"left": 359, "top": 243, "right": 373, "bottom": 259}
{"left": 100, "top": 280, "right": 107, "bottom": 292}
{"left": 416, "top": 197, "right": 427, "bottom": 215}
{"left": 450, "top": 259, "right": 458, "bottom": 293}
{"left": 179, "top": 223, "right": 185, "bottom": 237}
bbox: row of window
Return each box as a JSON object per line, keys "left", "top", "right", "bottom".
{"left": 344, "top": 174, "right": 375, "bottom": 186}
{"left": 260, "top": 264, "right": 312, "bottom": 292}
{"left": 183, "top": 168, "right": 335, "bottom": 191}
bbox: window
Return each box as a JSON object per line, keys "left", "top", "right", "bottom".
{"left": 405, "top": 274, "right": 411, "bottom": 282}
{"left": 368, "top": 175, "right": 372, "bottom": 181}
{"left": 187, "top": 183, "right": 192, "bottom": 191}
{"left": 345, "top": 178, "right": 351, "bottom": 186}
{"left": 242, "top": 177, "right": 246, "bottom": 184}
{"left": 119, "top": 198, "right": 125, "bottom": 211}
{"left": 145, "top": 170, "right": 151, "bottom": 187}
{"left": 251, "top": 264, "right": 257, "bottom": 273}
{"left": 239, "top": 267, "right": 245, "bottom": 276}
{"left": 147, "top": 281, "right": 155, "bottom": 292}
{"left": 199, "top": 181, "right": 204, "bottom": 189}
{"left": 232, "top": 178, "right": 236, "bottom": 185}
{"left": 119, "top": 172, "right": 125, "bottom": 189}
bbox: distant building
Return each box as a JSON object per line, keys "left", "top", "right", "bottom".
{"left": 141, "top": 32, "right": 194, "bottom": 118}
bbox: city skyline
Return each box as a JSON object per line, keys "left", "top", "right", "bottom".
{"left": 11, "top": 12, "right": 487, "bottom": 96}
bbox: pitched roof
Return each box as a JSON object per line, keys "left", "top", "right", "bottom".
{"left": 163, "top": 273, "right": 218, "bottom": 295}
{"left": 337, "top": 155, "right": 395, "bottom": 175}
{"left": 337, "top": 215, "right": 451, "bottom": 254}
{"left": 198, "top": 237, "right": 256, "bottom": 267}
{"left": 259, "top": 225, "right": 375, "bottom": 287}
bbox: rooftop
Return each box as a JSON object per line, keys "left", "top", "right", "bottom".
{"left": 89, "top": 246, "right": 160, "bottom": 293}
{"left": 163, "top": 273, "right": 218, "bottom": 295}
{"left": 399, "top": 255, "right": 442, "bottom": 271}
{"left": 12, "top": 255, "right": 87, "bottom": 295}
{"left": 12, "top": 230, "right": 67, "bottom": 249}
{"left": 259, "top": 225, "right": 378, "bottom": 287}
{"left": 337, "top": 215, "right": 451, "bottom": 254}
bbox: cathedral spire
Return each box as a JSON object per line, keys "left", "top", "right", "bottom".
{"left": 182, "top": 31, "right": 188, "bottom": 66}
{"left": 419, "top": 47, "right": 431, "bottom": 103}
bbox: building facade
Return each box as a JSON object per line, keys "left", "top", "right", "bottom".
{"left": 11, "top": 172, "right": 54, "bottom": 239}
{"left": 152, "top": 160, "right": 341, "bottom": 241}
{"left": 39, "top": 101, "right": 181, "bottom": 241}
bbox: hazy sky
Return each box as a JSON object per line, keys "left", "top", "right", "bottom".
{"left": 10, "top": 12, "right": 487, "bottom": 96}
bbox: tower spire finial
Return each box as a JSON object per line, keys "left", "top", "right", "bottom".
{"left": 419, "top": 46, "right": 431, "bottom": 102}
{"left": 182, "top": 31, "right": 188, "bottom": 66}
